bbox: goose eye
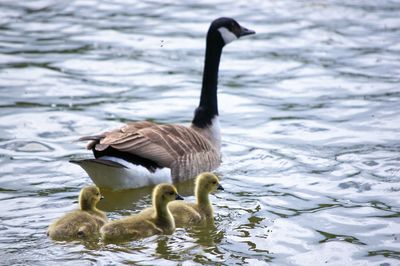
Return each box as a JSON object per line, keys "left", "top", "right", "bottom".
{"left": 231, "top": 21, "right": 237, "bottom": 29}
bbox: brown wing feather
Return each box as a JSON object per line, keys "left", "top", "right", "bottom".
{"left": 87, "top": 122, "right": 220, "bottom": 181}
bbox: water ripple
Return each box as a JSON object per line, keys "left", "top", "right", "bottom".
{"left": 1, "top": 0, "right": 400, "bottom": 265}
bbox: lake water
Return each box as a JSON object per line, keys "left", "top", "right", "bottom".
{"left": 1, "top": 0, "right": 399, "bottom": 265}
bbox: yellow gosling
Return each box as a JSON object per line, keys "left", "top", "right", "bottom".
{"left": 48, "top": 186, "right": 107, "bottom": 240}
{"left": 100, "top": 184, "right": 183, "bottom": 242}
{"left": 168, "top": 172, "right": 223, "bottom": 227}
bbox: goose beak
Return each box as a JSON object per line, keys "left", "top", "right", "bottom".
{"left": 175, "top": 194, "right": 184, "bottom": 200}
{"left": 217, "top": 184, "right": 224, "bottom": 191}
{"left": 239, "top": 25, "right": 255, "bottom": 37}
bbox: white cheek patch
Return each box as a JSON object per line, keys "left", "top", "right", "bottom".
{"left": 218, "top": 27, "right": 237, "bottom": 44}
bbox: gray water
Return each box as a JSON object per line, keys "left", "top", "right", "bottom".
{"left": 1, "top": 0, "right": 400, "bottom": 265}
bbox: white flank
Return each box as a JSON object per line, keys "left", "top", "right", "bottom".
{"left": 218, "top": 27, "right": 237, "bottom": 44}
{"left": 75, "top": 156, "right": 172, "bottom": 190}
{"left": 210, "top": 116, "right": 221, "bottom": 149}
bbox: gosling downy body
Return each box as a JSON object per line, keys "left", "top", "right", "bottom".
{"left": 48, "top": 186, "right": 107, "bottom": 240}
{"left": 100, "top": 184, "right": 183, "bottom": 242}
{"left": 71, "top": 17, "right": 255, "bottom": 190}
{"left": 168, "top": 172, "right": 224, "bottom": 227}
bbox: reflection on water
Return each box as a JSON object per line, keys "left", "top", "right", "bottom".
{"left": 1, "top": 0, "right": 400, "bottom": 265}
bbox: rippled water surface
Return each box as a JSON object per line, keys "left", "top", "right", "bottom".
{"left": 1, "top": 0, "right": 400, "bottom": 265}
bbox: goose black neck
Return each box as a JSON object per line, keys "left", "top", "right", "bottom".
{"left": 192, "top": 32, "right": 224, "bottom": 128}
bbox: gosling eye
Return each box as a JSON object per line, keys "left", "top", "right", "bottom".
{"left": 96, "top": 192, "right": 100, "bottom": 196}
{"left": 212, "top": 181, "right": 217, "bottom": 185}
{"left": 169, "top": 191, "right": 175, "bottom": 196}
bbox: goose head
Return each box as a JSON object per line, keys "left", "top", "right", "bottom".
{"left": 208, "top": 17, "right": 255, "bottom": 47}
{"left": 79, "top": 186, "right": 104, "bottom": 211}
{"left": 195, "top": 172, "right": 224, "bottom": 195}
{"left": 153, "top": 183, "right": 184, "bottom": 206}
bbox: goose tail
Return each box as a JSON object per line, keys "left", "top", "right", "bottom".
{"left": 74, "top": 135, "right": 104, "bottom": 149}
{"left": 69, "top": 158, "right": 127, "bottom": 168}
{"left": 76, "top": 135, "right": 103, "bottom": 142}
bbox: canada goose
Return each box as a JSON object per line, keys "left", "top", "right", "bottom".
{"left": 47, "top": 186, "right": 107, "bottom": 240}
{"left": 72, "top": 17, "right": 255, "bottom": 190}
{"left": 168, "top": 172, "right": 223, "bottom": 227}
{"left": 100, "top": 183, "right": 183, "bottom": 242}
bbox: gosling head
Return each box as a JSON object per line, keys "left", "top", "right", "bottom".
{"left": 208, "top": 17, "right": 255, "bottom": 46}
{"left": 153, "top": 183, "right": 184, "bottom": 205}
{"left": 79, "top": 186, "right": 104, "bottom": 211}
{"left": 195, "top": 172, "right": 224, "bottom": 194}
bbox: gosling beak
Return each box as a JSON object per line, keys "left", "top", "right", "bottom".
{"left": 239, "top": 25, "right": 255, "bottom": 37}
{"left": 175, "top": 194, "right": 184, "bottom": 200}
{"left": 100, "top": 195, "right": 104, "bottom": 200}
{"left": 217, "top": 184, "right": 224, "bottom": 191}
